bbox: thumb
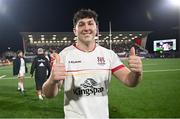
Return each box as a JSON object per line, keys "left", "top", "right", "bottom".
{"left": 53, "top": 53, "right": 60, "bottom": 64}
{"left": 129, "top": 47, "right": 136, "bottom": 56}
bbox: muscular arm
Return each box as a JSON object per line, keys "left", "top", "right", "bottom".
{"left": 113, "top": 67, "right": 142, "bottom": 87}
{"left": 113, "top": 47, "right": 142, "bottom": 87}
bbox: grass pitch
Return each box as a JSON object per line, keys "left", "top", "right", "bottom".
{"left": 0, "top": 58, "right": 180, "bottom": 118}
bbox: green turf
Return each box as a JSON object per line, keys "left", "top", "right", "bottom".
{"left": 0, "top": 64, "right": 64, "bottom": 118}
{"left": 0, "top": 58, "right": 180, "bottom": 118}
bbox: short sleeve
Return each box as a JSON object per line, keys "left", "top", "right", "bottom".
{"left": 59, "top": 51, "right": 65, "bottom": 64}
{"left": 110, "top": 50, "right": 125, "bottom": 73}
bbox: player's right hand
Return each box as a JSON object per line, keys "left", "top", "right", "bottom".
{"left": 50, "top": 53, "right": 66, "bottom": 84}
{"left": 128, "top": 47, "right": 142, "bottom": 74}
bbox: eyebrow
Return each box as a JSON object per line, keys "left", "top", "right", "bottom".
{"left": 78, "top": 19, "right": 94, "bottom": 24}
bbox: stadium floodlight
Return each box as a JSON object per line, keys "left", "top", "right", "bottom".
{"left": 41, "top": 37, "right": 45, "bottom": 40}
{"left": 52, "top": 37, "right": 56, "bottom": 40}
{"left": 29, "top": 37, "right": 33, "bottom": 41}
{"left": 168, "top": 0, "right": 180, "bottom": 7}
{"left": 119, "top": 34, "right": 123, "bottom": 36}
{"left": 0, "top": 0, "right": 7, "bottom": 14}
{"left": 129, "top": 34, "right": 133, "bottom": 36}
{"left": 63, "top": 37, "right": 67, "bottom": 41}
{"left": 28, "top": 35, "right": 32, "bottom": 37}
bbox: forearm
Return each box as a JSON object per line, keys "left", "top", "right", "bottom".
{"left": 125, "top": 71, "right": 142, "bottom": 87}
{"left": 43, "top": 55, "right": 66, "bottom": 97}
{"left": 42, "top": 78, "right": 59, "bottom": 98}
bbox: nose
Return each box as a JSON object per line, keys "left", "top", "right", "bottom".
{"left": 83, "top": 23, "right": 90, "bottom": 31}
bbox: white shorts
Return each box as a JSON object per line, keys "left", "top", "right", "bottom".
{"left": 18, "top": 67, "right": 25, "bottom": 77}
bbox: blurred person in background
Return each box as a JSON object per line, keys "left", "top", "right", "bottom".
{"left": 30, "top": 48, "right": 51, "bottom": 100}
{"left": 45, "top": 50, "right": 51, "bottom": 62}
{"left": 13, "top": 50, "right": 28, "bottom": 95}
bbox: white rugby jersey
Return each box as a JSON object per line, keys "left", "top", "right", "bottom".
{"left": 19, "top": 58, "right": 25, "bottom": 76}
{"left": 59, "top": 44, "right": 125, "bottom": 119}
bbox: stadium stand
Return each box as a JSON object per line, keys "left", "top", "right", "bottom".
{"left": 20, "top": 31, "right": 150, "bottom": 61}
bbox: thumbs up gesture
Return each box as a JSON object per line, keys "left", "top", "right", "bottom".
{"left": 128, "top": 47, "right": 142, "bottom": 74}
{"left": 50, "top": 53, "right": 66, "bottom": 83}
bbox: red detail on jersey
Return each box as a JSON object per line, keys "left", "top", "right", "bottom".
{"left": 67, "top": 69, "right": 110, "bottom": 72}
{"left": 73, "top": 43, "right": 96, "bottom": 52}
{"left": 111, "top": 65, "right": 125, "bottom": 73}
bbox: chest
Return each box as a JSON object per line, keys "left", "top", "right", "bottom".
{"left": 64, "top": 52, "right": 111, "bottom": 71}
{"left": 64, "top": 52, "right": 112, "bottom": 94}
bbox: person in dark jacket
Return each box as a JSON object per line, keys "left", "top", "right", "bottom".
{"left": 30, "top": 48, "right": 51, "bottom": 100}
{"left": 13, "top": 50, "right": 28, "bottom": 94}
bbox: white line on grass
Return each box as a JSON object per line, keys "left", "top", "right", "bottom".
{"left": 0, "top": 69, "right": 180, "bottom": 80}
{"left": 143, "top": 64, "right": 157, "bottom": 66}
{"left": 0, "top": 75, "right": 6, "bottom": 79}
{"left": 143, "top": 69, "right": 180, "bottom": 73}
{"left": 0, "top": 76, "right": 31, "bottom": 80}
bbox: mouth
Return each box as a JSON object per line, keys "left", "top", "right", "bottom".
{"left": 82, "top": 32, "right": 91, "bottom": 35}
{"left": 82, "top": 30, "right": 93, "bottom": 35}
{"left": 82, "top": 33, "right": 92, "bottom": 38}
{"left": 84, "top": 33, "right": 91, "bottom": 36}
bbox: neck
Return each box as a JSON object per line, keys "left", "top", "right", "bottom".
{"left": 76, "top": 40, "right": 96, "bottom": 52}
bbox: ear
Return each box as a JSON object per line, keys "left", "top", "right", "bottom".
{"left": 96, "top": 27, "right": 99, "bottom": 36}
{"left": 73, "top": 27, "right": 77, "bottom": 36}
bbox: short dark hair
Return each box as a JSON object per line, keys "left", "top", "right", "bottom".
{"left": 73, "top": 9, "right": 98, "bottom": 27}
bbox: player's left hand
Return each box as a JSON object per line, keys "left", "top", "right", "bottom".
{"left": 128, "top": 47, "right": 142, "bottom": 74}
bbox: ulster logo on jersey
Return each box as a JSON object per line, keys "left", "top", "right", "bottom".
{"left": 97, "top": 57, "right": 105, "bottom": 65}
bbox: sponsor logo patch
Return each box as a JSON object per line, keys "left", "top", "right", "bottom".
{"left": 73, "top": 78, "right": 104, "bottom": 96}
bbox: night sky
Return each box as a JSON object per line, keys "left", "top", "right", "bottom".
{"left": 0, "top": 0, "right": 179, "bottom": 54}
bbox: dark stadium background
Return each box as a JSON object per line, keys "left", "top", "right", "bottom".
{"left": 0, "top": 0, "right": 180, "bottom": 118}
{"left": 0, "top": 0, "right": 179, "bottom": 54}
